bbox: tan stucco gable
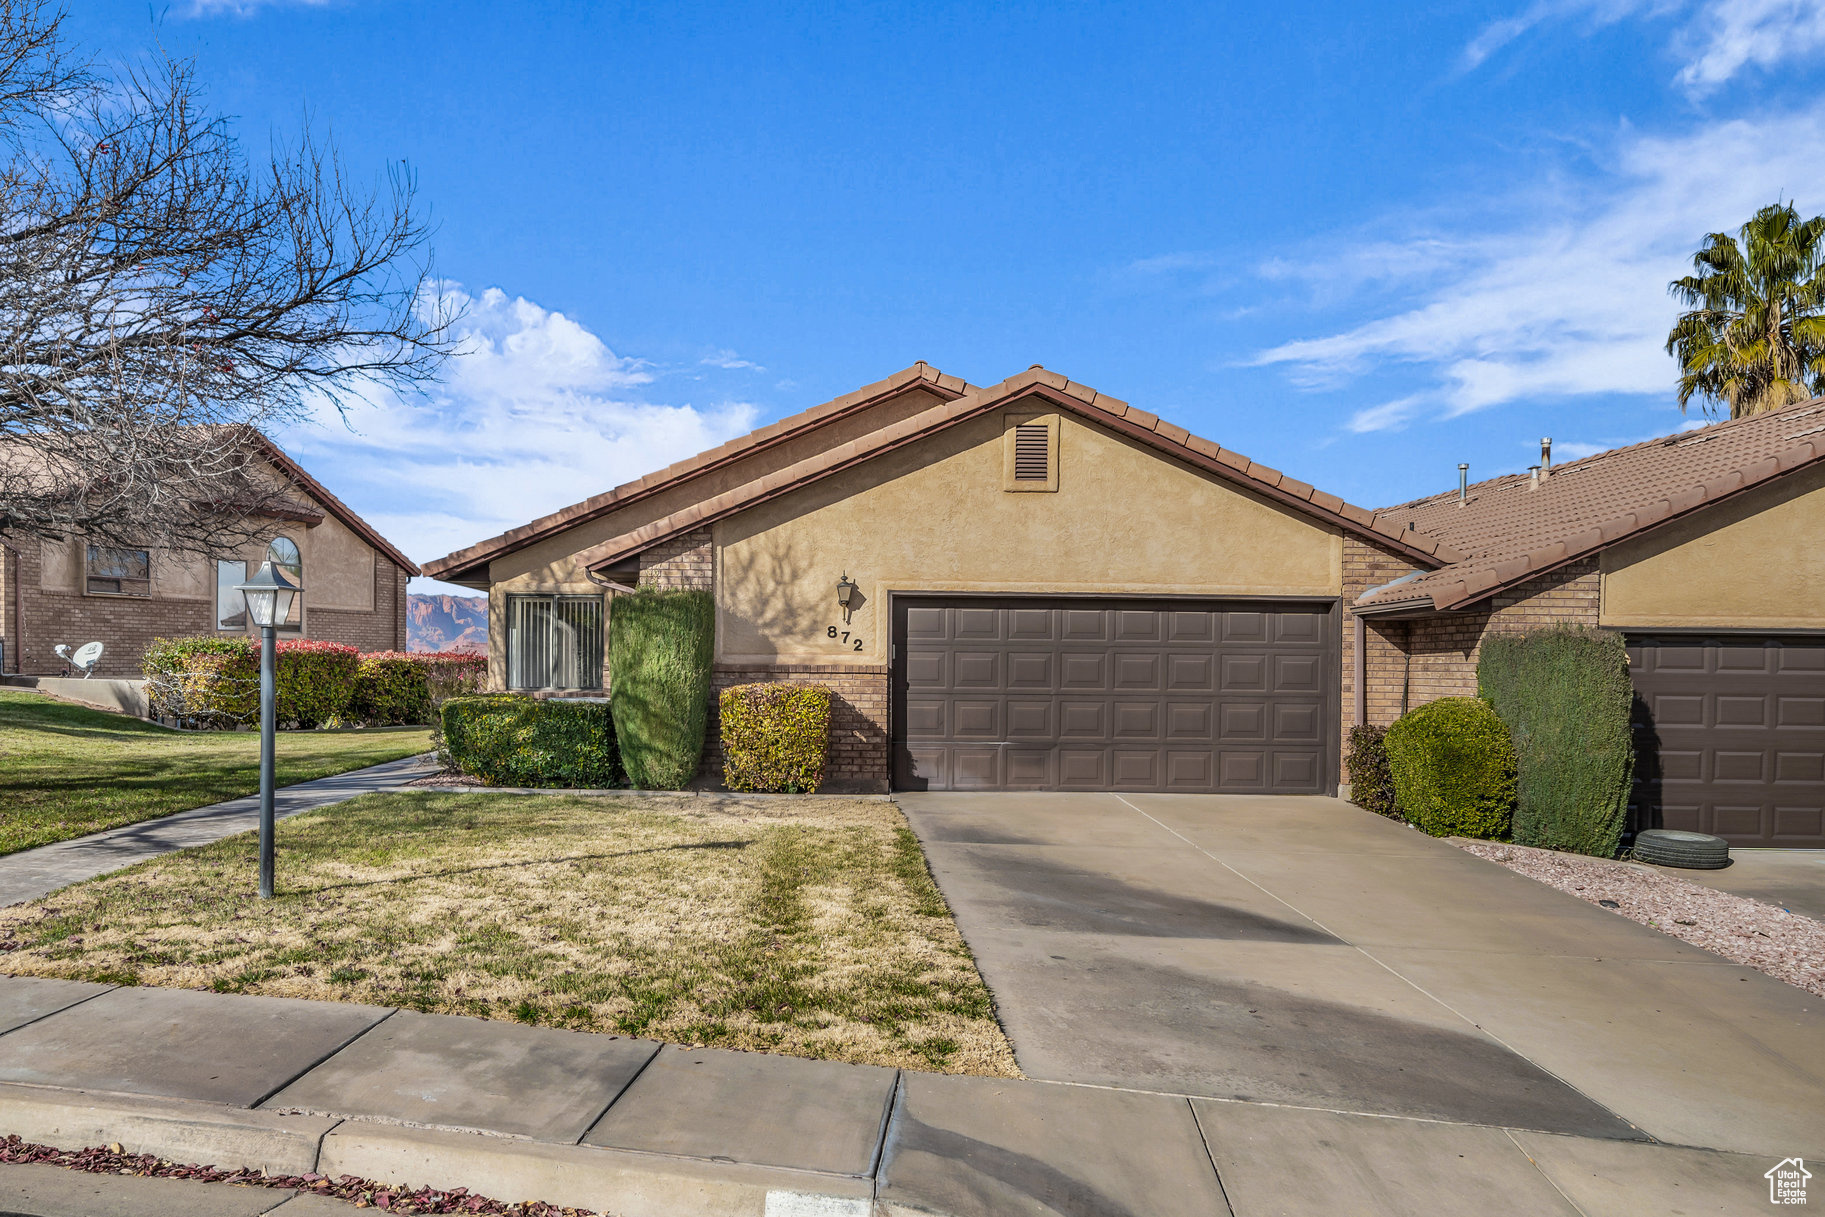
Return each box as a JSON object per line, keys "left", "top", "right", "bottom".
{"left": 715, "top": 405, "right": 1343, "bottom": 664}
{"left": 1600, "top": 459, "right": 1825, "bottom": 630}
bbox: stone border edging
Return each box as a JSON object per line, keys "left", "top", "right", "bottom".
{"left": 408, "top": 784, "right": 894, "bottom": 802}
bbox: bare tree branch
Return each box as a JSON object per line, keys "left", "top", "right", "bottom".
{"left": 0, "top": 1, "right": 453, "bottom": 553}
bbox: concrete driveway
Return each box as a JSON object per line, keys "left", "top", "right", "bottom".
{"left": 897, "top": 791, "right": 1825, "bottom": 1159}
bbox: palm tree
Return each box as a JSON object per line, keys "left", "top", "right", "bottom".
{"left": 1666, "top": 202, "right": 1825, "bottom": 418}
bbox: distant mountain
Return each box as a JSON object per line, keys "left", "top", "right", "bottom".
{"left": 408, "top": 593, "right": 487, "bottom": 654}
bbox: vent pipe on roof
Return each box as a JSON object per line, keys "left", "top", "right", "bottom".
{"left": 1458, "top": 463, "right": 1469, "bottom": 505}
{"left": 1529, "top": 464, "right": 1540, "bottom": 490}
{"left": 1540, "top": 437, "right": 1553, "bottom": 476}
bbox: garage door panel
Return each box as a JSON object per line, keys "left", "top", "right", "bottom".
{"left": 1221, "top": 655, "right": 1266, "bottom": 691}
{"left": 1007, "top": 652, "right": 1054, "bottom": 689}
{"left": 1778, "top": 696, "right": 1825, "bottom": 726}
{"left": 1059, "top": 653, "right": 1108, "bottom": 689}
{"left": 893, "top": 597, "right": 1334, "bottom": 793}
{"left": 1630, "top": 635, "right": 1825, "bottom": 849}
{"left": 1274, "top": 654, "right": 1322, "bottom": 692}
{"left": 953, "top": 651, "right": 1000, "bottom": 687}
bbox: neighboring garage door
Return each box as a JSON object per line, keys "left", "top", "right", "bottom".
{"left": 1629, "top": 635, "right": 1825, "bottom": 849}
{"left": 891, "top": 597, "right": 1336, "bottom": 793}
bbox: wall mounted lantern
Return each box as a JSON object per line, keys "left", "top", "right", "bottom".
{"left": 236, "top": 560, "right": 304, "bottom": 900}
{"left": 836, "top": 573, "right": 857, "bottom": 624}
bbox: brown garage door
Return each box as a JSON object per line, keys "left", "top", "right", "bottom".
{"left": 891, "top": 597, "right": 1336, "bottom": 793}
{"left": 1629, "top": 635, "right": 1825, "bottom": 849}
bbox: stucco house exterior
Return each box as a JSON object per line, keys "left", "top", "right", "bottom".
{"left": 423, "top": 363, "right": 1825, "bottom": 849}
{"left": 0, "top": 435, "right": 419, "bottom": 678}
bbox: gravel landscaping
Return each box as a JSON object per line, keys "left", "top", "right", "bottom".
{"left": 1456, "top": 840, "right": 1825, "bottom": 998}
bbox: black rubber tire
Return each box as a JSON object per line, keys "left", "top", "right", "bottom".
{"left": 1632, "top": 828, "right": 1730, "bottom": 869}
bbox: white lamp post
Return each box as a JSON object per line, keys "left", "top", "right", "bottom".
{"left": 236, "top": 561, "right": 303, "bottom": 899}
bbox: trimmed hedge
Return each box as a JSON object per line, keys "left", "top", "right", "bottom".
{"left": 352, "top": 651, "right": 487, "bottom": 726}
{"left": 610, "top": 589, "right": 715, "bottom": 790}
{"left": 720, "top": 682, "right": 832, "bottom": 793}
{"left": 1384, "top": 697, "right": 1517, "bottom": 839}
{"left": 144, "top": 636, "right": 257, "bottom": 727}
{"left": 270, "top": 640, "right": 359, "bottom": 728}
{"left": 1478, "top": 627, "right": 1634, "bottom": 858}
{"left": 1346, "top": 724, "right": 1399, "bottom": 820}
{"left": 440, "top": 695, "right": 620, "bottom": 787}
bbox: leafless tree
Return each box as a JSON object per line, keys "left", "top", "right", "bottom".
{"left": 0, "top": 1, "right": 452, "bottom": 555}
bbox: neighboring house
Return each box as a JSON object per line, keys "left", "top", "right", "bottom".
{"left": 0, "top": 435, "right": 418, "bottom": 677}
{"left": 423, "top": 363, "right": 1824, "bottom": 848}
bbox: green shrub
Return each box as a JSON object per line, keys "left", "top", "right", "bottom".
{"left": 1384, "top": 697, "right": 1517, "bottom": 839}
{"left": 144, "top": 637, "right": 257, "bottom": 727}
{"left": 720, "top": 682, "right": 833, "bottom": 793}
{"left": 610, "top": 589, "right": 715, "bottom": 789}
{"left": 351, "top": 651, "right": 487, "bottom": 726}
{"left": 440, "top": 695, "right": 619, "bottom": 787}
{"left": 1346, "top": 724, "right": 1400, "bottom": 820}
{"left": 1478, "top": 627, "right": 1634, "bottom": 858}
{"left": 270, "top": 640, "right": 360, "bottom": 728}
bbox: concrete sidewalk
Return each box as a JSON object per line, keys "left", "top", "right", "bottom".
{"left": 0, "top": 754, "right": 435, "bottom": 908}
{"left": 0, "top": 975, "right": 1789, "bottom": 1216}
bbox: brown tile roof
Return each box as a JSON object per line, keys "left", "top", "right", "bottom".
{"left": 1356, "top": 396, "right": 1825, "bottom": 612}
{"left": 421, "top": 362, "right": 971, "bottom": 582}
{"left": 571, "top": 365, "right": 1458, "bottom": 573}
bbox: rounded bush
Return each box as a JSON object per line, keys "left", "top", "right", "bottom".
{"left": 720, "top": 682, "right": 833, "bottom": 793}
{"left": 1384, "top": 697, "right": 1517, "bottom": 839}
{"left": 441, "top": 694, "right": 619, "bottom": 787}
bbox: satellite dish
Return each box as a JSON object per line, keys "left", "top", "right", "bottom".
{"left": 56, "top": 641, "right": 104, "bottom": 678}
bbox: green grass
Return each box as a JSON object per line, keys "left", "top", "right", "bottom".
{"left": 0, "top": 790, "right": 1020, "bottom": 1076}
{"left": 0, "top": 689, "right": 431, "bottom": 856}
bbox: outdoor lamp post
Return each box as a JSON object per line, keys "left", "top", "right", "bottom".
{"left": 236, "top": 561, "right": 303, "bottom": 899}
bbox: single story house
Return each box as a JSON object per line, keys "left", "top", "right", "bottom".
{"left": 423, "top": 363, "right": 1825, "bottom": 849}
{"left": 0, "top": 434, "right": 420, "bottom": 677}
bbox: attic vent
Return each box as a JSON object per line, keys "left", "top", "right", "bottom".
{"left": 1013, "top": 424, "right": 1050, "bottom": 480}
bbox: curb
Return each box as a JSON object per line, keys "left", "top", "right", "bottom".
{"left": 0, "top": 1084, "right": 337, "bottom": 1176}
{"left": 320, "top": 1122, "right": 875, "bottom": 1217}
{"left": 0, "top": 1085, "right": 882, "bottom": 1217}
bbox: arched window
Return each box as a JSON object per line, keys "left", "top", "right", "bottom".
{"left": 266, "top": 536, "right": 303, "bottom": 629}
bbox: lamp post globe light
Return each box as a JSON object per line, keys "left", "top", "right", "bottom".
{"left": 236, "top": 561, "right": 303, "bottom": 899}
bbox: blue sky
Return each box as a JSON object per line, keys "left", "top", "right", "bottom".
{"left": 71, "top": 0, "right": 1825, "bottom": 593}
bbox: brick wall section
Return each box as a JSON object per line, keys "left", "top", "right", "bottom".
{"left": 702, "top": 663, "right": 890, "bottom": 790}
{"left": 0, "top": 537, "right": 411, "bottom": 677}
{"left": 637, "top": 528, "right": 713, "bottom": 591}
{"left": 1405, "top": 557, "right": 1603, "bottom": 705}
{"left": 1341, "top": 535, "right": 1423, "bottom": 734}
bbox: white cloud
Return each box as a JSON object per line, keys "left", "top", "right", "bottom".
{"left": 1346, "top": 395, "right": 1430, "bottom": 434}
{"left": 700, "top": 349, "right": 763, "bottom": 371}
{"left": 1675, "top": 0, "right": 1825, "bottom": 91}
{"left": 1463, "top": 0, "right": 1825, "bottom": 90}
{"left": 1252, "top": 107, "right": 1825, "bottom": 420}
{"left": 185, "top": 0, "right": 335, "bottom": 14}
{"left": 277, "top": 286, "right": 758, "bottom": 582}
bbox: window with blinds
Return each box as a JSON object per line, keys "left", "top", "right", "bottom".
{"left": 506, "top": 594, "right": 604, "bottom": 690}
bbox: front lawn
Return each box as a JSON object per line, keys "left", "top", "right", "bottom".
{"left": 0, "top": 690, "right": 431, "bottom": 856}
{"left": 0, "top": 791, "right": 1020, "bottom": 1076}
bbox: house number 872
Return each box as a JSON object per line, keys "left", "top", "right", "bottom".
{"left": 827, "top": 625, "right": 864, "bottom": 652}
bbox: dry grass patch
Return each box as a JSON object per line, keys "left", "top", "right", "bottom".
{"left": 0, "top": 791, "right": 1019, "bottom": 1076}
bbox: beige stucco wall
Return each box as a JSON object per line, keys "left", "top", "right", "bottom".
{"left": 299, "top": 514, "right": 376, "bottom": 612}
{"left": 1600, "top": 461, "right": 1825, "bottom": 629}
{"left": 715, "top": 404, "right": 1343, "bottom": 664}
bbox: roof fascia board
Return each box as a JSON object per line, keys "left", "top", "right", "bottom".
{"left": 581, "top": 377, "right": 1453, "bottom": 573}
{"left": 422, "top": 363, "right": 966, "bottom": 581}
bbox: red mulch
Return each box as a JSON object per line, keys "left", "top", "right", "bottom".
{"left": 0, "top": 1135, "right": 597, "bottom": 1214}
